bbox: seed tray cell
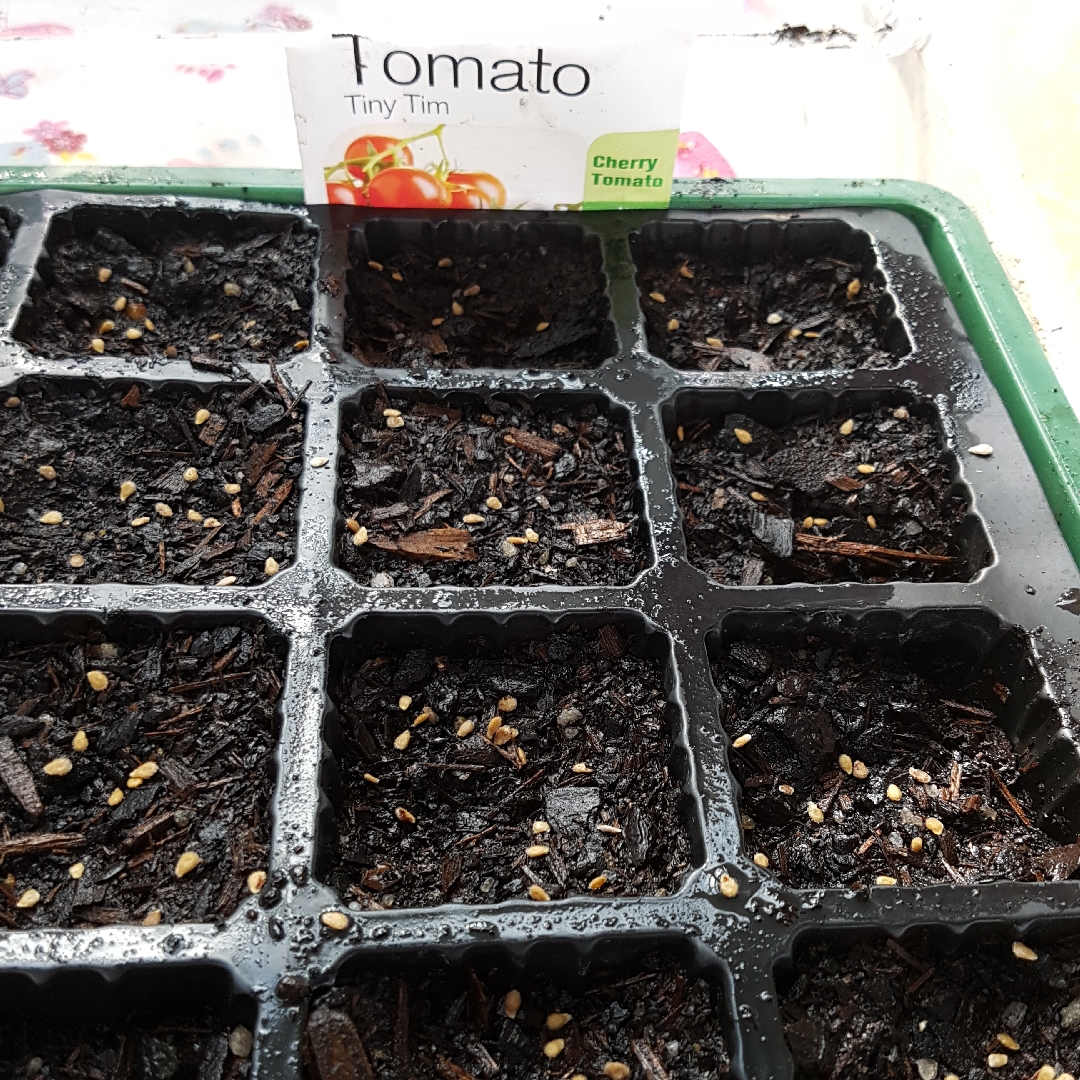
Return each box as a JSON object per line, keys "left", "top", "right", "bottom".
{"left": 779, "top": 925, "right": 1080, "bottom": 1080}
{"left": 632, "top": 217, "right": 911, "bottom": 372}
{"left": 0, "top": 186, "right": 1078, "bottom": 1080}
{"left": 0, "top": 962, "right": 256, "bottom": 1078}
{"left": 664, "top": 387, "right": 991, "bottom": 585}
{"left": 344, "top": 217, "right": 616, "bottom": 370}
{"left": 709, "top": 608, "right": 1077, "bottom": 889}
{"left": 304, "top": 936, "right": 732, "bottom": 1080}
{"left": 335, "top": 387, "right": 650, "bottom": 588}
{"left": 14, "top": 203, "right": 316, "bottom": 365}
{"left": 319, "top": 611, "right": 699, "bottom": 910}
{"left": 0, "top": 376, "right": 304, "bottom": 586}
{"left": 0, "top": 609, "right": 285, "bottom": 930}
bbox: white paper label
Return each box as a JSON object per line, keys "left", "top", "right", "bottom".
{"left": 286, "top": 33, "right": 690, "bottom": 209}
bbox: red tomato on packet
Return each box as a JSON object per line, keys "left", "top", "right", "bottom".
{"left": 447, "top": 171, "right": 507, "bottom": 209}
{"left": 366, "top": 167, "right": 453, "bottom": 209}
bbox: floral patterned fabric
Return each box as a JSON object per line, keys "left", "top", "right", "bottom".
{"left": 0, "top": 2, "right": 735, "bottom": 176}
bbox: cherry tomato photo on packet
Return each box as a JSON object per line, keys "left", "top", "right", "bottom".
{"left": 366, "top": 167, "right": 453, "bottom": 209}
{"left": 343, "top": 135, "right": 414, "bottom": 182}
{"left": 326, "top": 181, "right": 364, "bottom": 205}
{"left": 447, "top": 171, "right": 507, "bottom": 209}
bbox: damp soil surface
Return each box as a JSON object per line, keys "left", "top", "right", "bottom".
{"left": 783, "top": 932, "right": 1080, "bottom": 1080}
{"left": 0, "top": 378, "right": 303, "bottom": 586}
{"left": 671, "top": 405, "right": 977, "bottom": 586}
{"left": 16, "top": 210, "right": 315, "bottom": 364}
{"left": 344, "top": 240, "right": 611, "bottom": 369}
{"left": 304, "top": 961, "right": 729, "bottom": 1080}
{"left": 637, "top": 249, "right": 904, "bottom": 371}
{"left": 337, "top": 390, "right": 648, "bottom": 588}
{"left": 326, "top": 623, "right": 690, "bottom": 909}
{"left": 713, "top": 636, "right": 1072, "bottom": 888}
{"left": 0, "top": 1014, "right": 251, "bottom": 1080}
{"left": 0, "top": 622, "right": 283, "bottom": 928}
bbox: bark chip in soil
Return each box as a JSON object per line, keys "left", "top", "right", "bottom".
{"left": 345, "top": 230, "right": 612, "bottom": 370}
{"left": 635, "top": 240, "right": 907, "bottom": 371}
{"left": 713, "top": 631, "right": 1074, "bottom": 888}
{"left": 0, "top": 378, "right": 303, "bottom": 586}
{"left": 16, "top": 205, "right": 316, "bottom": 364}
{"left": 326, "top": 622, "right": 691, "bottom": 908}
{"left": 671, "top": 403, "right": 983, "bottom": 586}
{"left": 336, "top": 389, "right": 648, "bottom": 588}
{"left": 783, "top": 932, "right": 1080, "bottom": 1079}
{"left": 304, "top": 959, "right": 729, "bottom": 1079}
{"left": 0, "top": 620, "right": 284, "bottom": 928}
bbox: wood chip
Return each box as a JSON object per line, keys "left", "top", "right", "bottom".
{"left": 435, "top": 1056, "right": 477, "bottom": 1080}
{"left": 252, "top": 478, "right": 293, "bottom": 525}
{"left": 990, "top": 766, "right": 1032, "bottom": 827}
{"left": 413, "top": 488, "right": 453, "bottom": 520}
{"left": 795, "top": 533, "right": 953, "bottom": 564}
{"left": 197, "top": 415, "right": 226, "bottom": 445}
{"left": 825, "top": 475, "right": 866, "bottom": 493}
{"left": 371, "top": 528, "right": 477, "bottom": 562}
{"left": 556, "top": 518, "right": 633, "bottom": 547}
{"left": 941, "top": 699, "right": 996, "bottom": 719}
{"left": 0, "top": 735, "right": 43, "bottom": 817}
{"left": 631, "top": 1038, "right": 672, "bottom": 1080}
{"left": 0, "top": 831, "right": 84, "bottom": 858}
{"left": 306, "top": 1006, "right": 376, "bottom": 1080}
{"left": 503, "top": 427, "right": 562, "bottom": 460}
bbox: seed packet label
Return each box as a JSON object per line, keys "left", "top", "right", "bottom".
{"left": 286, "top": 33, "right": 690, "bottom": 210}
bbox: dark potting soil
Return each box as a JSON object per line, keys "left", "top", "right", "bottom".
{"left": 304, "top": 962, "right": 729, "bottom": 1080}
{"left": 637, "top": 249, "right": 902, "bottom": 372}
{"left": 0, "top": 623, "right": 283, "bottom": 928}
{"left": 326, "top": 625, "right": 690, "bottom": 909}
{"left": 713, "top": 637, "right": 1073, "bottom": 888}
{"left": 16, "top": 213, "right": 315, "bottom": 364}
{"left": 0, "top": 1015, "right": 251, "bottom": 1080}
{"left": 782, "top": 933, "right": 1080, "bottom": 1080}
{"left": 337, "top": 390, "right": 647, "bottom": 588}
{"left": 671, "top": 405, "right": 975, "bottom": 586}
{"left": 0, "top": 379, "right": 302, "bottom": 586}
{"left": 344, "top": 242, "right": 611, "bottom": 369}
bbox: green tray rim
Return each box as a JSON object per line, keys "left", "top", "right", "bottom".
{"left": 1, "top": 167, "right": 1075, "bottom": 569}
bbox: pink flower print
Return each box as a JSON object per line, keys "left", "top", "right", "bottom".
{"left": 0, "top": 23, "right": 73, "bottom": 40}
{"left": 176, "top": 63, "right": 236, "bottom": 83}
{"left": 24, "top": 121, "right": 87, "bottom": 156}
{"left": 248, "top": 5, "right": 312, "bottom": 31}
{"left": 675, "top": 131, "right": 736, "bottom": 180}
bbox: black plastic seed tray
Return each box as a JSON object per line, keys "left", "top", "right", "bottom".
{"left": 0, "top": 189, "right": 1078, "bottom": 1080}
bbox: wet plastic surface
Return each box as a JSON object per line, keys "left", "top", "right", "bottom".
{"left": 0, "top": 191, "right": 1078, "bottom": 1079}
